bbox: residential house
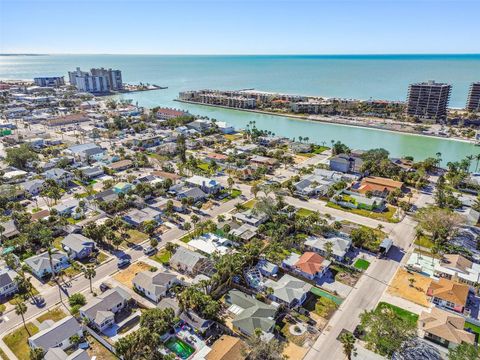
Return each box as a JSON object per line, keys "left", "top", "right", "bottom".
{"left": 257, "top": 259, "right": 279, "bottom": 278}
{"left": 44, "top": 348, "right": 89, "bottom": 360}
{"left": 61, "top": 233, "right": 95, "bottom": 260}
{"left": 93, "top": 189, "right": 119, "bottom": 203}
{"left": 332, "top": 190, "right": 384, "bottom": 211}
{"left": 224, "top": 290, "right": 277, "bottom": 338}
{"left": 250, "top": 155, "right": 278, "bottom": 170}
{"left": 79, "top": 286, "right": 131, "bottom": 332}
{"left": 205, "top": 335, "right": 246, "bottom": 360}
{"left": 156, "top": 107, "right": 189, "bottom": 120}
{"left": 177, "top": 187, "right": 207, "bottom": 202}
{"left": 0, "top": 268, "right": 18, "bottom": 299}
{"left": 229, "top": 223, "right": 258, "bottom": 241}
{"left": 418, "top": 307, "right": 475, "bottom": 349}
{"left": 133, "top": 270, "right": 180, "bottom": 303}
{"left": 170, "top": 247, "right": 209, "bottom": 275}
{"left": 42, "top": 168, "right": 73, "bottom": 185}
{"left": 264, "top": 274, "right": 312, "bottom": 308}
{"left": 24, "top": 251, "right": 70, "bottom": 278}
{"left": 123, "top": 207, "right": 162, "bottom": 227}
{"left": 354, "top": 176, "right": 405, "bottom": 197}
{"left": 19, "top": 179, "right": 45, "bottom": 196}
{"left": 304, "top": 235, "right": 352, "bottom": 262}
{"left": 112, "top": 182, "right": 133, "bottom": 194}
{"left": 0, "top": 219, "right": 20, "bottom": 239}
{"left": 329, "top": 153, "right": 364, "bottom": 173}
{"left": 427, "top": 278, "right": 469, "bottom": 313}
{"left": 185, "top": 175, "right": 222, "bottom": 194}
{"left": 179, "top": 310, "right": 214, "bottom": 335}
{"left": 188, "top": 233, "right": 235, "bottom": 256}
{"left": 79, "top": 166, "right": 104, "bottom": 180}
{"left": 205, "top": 152, "right": 228, "bottom": 163}
{"left": 150, "top": 198, "right": 185, "bottom": 213}
{"left": 108, "top": 159, "right": 133, "bottom": 172}
{"left": 282, "top": 252, "right": 331, "bottom": 280}
{"left": 234, "top": 209, "right": 268, "bottom": 227}
{"left": 53, "top": 198, "right": 79, "bottom": 216}
{"left": 66, "top": 143, "right": 105, "bottom": 162}
{"left": 434, "top": 254, "right": 480, "bottom": 288}
{"left": 28, "top": 316, "right": 83, "bottom": 351}
{"left": 216, "top": 121, "right": 235, "bottom": 134}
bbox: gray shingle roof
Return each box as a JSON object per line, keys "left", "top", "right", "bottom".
{"left": 170, "top": 247, "right": 206, "bottom": 272}
{"left": 226, "top": 290, "right": 276, "bottom": 336}
{"left": 264, "top": 274, "right": 312, "bottom": 304}
{"left": 61, "top": 233, "right": 95, "bottom": 254}
{"left": 24, "top": 251, "right": 67, "bottom": 274}
{"left": 133, "top": 270, "right": 177, "bottom": 297}
{"left": 80, "top": 286, "right": 131, "bottom": 322}
{"left": 29, "top": 316, "right": 81, "bottom": 351}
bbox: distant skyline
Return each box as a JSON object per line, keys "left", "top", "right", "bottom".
{"left": 1, "top": 0, "right": 479, "bottom": 55}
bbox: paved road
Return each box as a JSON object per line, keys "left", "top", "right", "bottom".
{"left": 303, "top": 193, "right": 429, "bottom": 360}
{"left": 0, "top": 193, "right": 246, "bottom": 339}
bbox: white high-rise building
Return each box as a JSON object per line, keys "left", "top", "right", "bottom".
{"left": 68, "top": 67, "right": 123, "bottom": 93}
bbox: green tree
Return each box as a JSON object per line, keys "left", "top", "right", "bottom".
{"left": 339, "top": 332, "right": 357, "bottom": 360}
{"left": 415, "top": 206, "right": 462, "bottom": 246}
{"left": 360, "top": 307, "right": 416, "bottom": 356}
{"left": 83, "top": 265, "right": 96, "bottom": 293}
{"left": 324, "top": 241, "right": 334, "bottom": 260}
{"left": 448, "top": 342, "right": 479, "bottom": 360}
{"left": 15, "top": 298, "right": 29, "bottom": 335}
{"left": 5, "top": 144, "right": 38, "bottom": 170}
{"left": 246, "top": 333, "right": 287, "bottom": 360}
{"left": 29, "top": 348, "right": 44, "bottom": 360}
{"left": 68, "top": 293, "right": 86, "bottom": 307}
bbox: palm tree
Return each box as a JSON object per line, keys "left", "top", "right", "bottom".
{"left": 83, "top": 265, "right": 96, "bottom": 293}
{"left": 339, "top": 331, "right": 357, "bottom": 360}
{"left": 15, "top": 299, "right": 29, "bottom": 335}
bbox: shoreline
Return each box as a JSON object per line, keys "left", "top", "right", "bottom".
{"left": 175, "top": 99, "right": 473, "bottom": 144}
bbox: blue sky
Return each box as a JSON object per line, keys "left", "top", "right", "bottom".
{"left": 1, "top": 0, "right": 479, "bottom": 54}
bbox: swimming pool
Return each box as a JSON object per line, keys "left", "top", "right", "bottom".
{"left": 165, "top": 337, "right": 195, "bottom": 359}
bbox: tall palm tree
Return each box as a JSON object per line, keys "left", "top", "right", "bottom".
{"left": 15, "top": 299, "right": 29, "bottom": 336}
{"left": 339, "top": 332, "right": 357, "bottom": 360}
{"left": 83, "top": 265, "right": 96, "bottom": 293}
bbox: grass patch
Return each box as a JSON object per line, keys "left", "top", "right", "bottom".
{"left": 354, "top": 259, "right": 370, "bottom": 270}
{"left": 243, "top": 199, "right": 256, "bottom": 209}
{"left": 0, "top": 346, "right": 9, "bottom": 360}
{"left": 414, "top": 235, "right": 434, "bottom": 249}
{"left": 0, "top": 304, "right": 6, "bottom": 314}
{"left": 296, "top": 208, "right": 315, "bottom": 217}
{"left": 36, "top": 307, "right": 67, "bottom": 323}
{"left": 327, "top": 202, "right": 399, "bottom": 223}
{"left": 125, "top": 229, "right": 149, "bottom": 244}
{"left": 151, "top": 249, "right": 172, "bottom": 265}
{"left": 197, "top": 162, "right": 210, "bottom": 171}
{"left": 224, "top": 134, "right": 241, "bottom": 141}
{"left": 377, "top": 302, "right": 418, "bottom": 326}
{"left": 3, "top": 323, "right": 39, "bottom": 360}
{"left": 314, "top": 296, "right": 339, "bottom": 319}
{"left": 53, "top": 236, "right": 63, "bottom": 250}
{"left": 465, "top": 322, "right": 480, "bottom": 340}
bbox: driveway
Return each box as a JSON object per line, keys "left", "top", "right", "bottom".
{"left": 316, "top": 271, "right": 353, "bottom": 298}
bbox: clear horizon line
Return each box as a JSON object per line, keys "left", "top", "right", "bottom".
{"left": 1, "top": 52, "right": 480, "bottom": 56}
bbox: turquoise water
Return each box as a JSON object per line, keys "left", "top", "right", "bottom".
{"left": 165, "top": 336, "right": 195, "bottom": 359}
{"left": 1, "top": 54, "right": 479, "bottom": 163}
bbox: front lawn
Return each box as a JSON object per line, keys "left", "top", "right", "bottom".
{"left": 296, "top": 208, "right": 315, "bottom": 217}
{"left": 125, "top": 229, "right": 149, "bottom": 244}
{"left": 376, "top": 302, "right": 418, "bottom": 326}
{"left": 86, "top": 334, "right": 117, "bottom": 360}
{"left": 327, "top": 202, "right": 399, "bottom": 223}
{"left": 243, "top": 199, "right": 256, "bottom": 209}
{"left": 414, "top": 235, "right": 434, "bottom": 249}
{"left": 3, "top": 323, "right": 39, "bottom": 360}
{"left": 151, "top": 249, "right": 172, "bottom": 265}
{"left": 354, "top": 259, "right": 370, "bottom": 270}
{"left": 314, "top": 296, "right": 339, "bottom": 319}
{"left": 36, "top": 307, "right": 67, "bottom": 323}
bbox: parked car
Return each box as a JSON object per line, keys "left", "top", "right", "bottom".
{"left": 99, "top": 282, "right": 110, "bottom": 292}
{"left": 117, "top": 257, "right": 131, "bottom": 268}
{"left": 143, "top": 245, "right": 157, "bottom": 255}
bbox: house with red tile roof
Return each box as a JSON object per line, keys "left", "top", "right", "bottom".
{"left": 282, "top": 251, "right": 331, "bottom": 281}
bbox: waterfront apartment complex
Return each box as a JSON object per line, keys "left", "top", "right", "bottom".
{"left": 179, "top": 90, "right": 257, "bottom": 109}
{"left": 406, "top": 80, "right": 451, "bottom": 121}
{"left": 466, "top": 82, "right": 480, "bottom": 112}
{"left": 68, "top": 67, "right": 123, "bottom": 94}
{"left": 33, "top": 76, "right": 65, "bottom": 87}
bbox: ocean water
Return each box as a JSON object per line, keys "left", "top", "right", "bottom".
{"left": 1, "top": 54, "right": 479, "bottom": 163}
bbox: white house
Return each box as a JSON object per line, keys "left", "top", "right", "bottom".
{"left": 133, "top": 270, "right": 180, "bottom": 303}
{"left": 0, "top": 268, "right": 18, "bottom": 299}
{"left": 24, "top": 251, "right": 70, "bottom": 279}
{"left": 185, "top": 175, "right": 222, "bottom": 194}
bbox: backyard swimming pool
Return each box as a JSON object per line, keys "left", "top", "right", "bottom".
{"left": 165, "top": 337, "right": 195, "bottom": 359}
